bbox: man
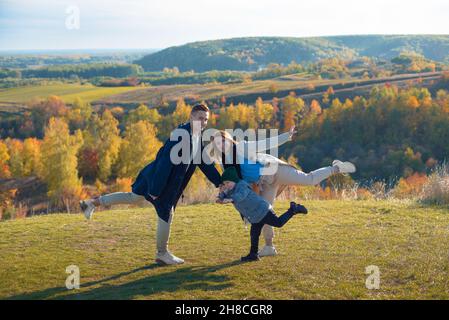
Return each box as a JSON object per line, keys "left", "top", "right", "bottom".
{"left": 80, "top": 104, "right": 222, "bottom": 265}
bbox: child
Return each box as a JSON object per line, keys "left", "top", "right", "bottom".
{"left": 218, "top": 167, "right": 308, "bottom": 262}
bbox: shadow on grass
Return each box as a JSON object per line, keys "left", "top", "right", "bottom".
{"left": 7, "top": 260, "right": 242, "bottom": 300}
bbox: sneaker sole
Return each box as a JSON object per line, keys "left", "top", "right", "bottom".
{"left": 155, "top": 258, "right": 184, "bottom": 265}
{"left": 333, "top": 160, "right": 356, "bottom": 174}
{"left": 155, "top": 259, "right": 168, "bottom": 265}
{"left": 339, "top": 163, "right": 356, "bottom": 174}
{"left": 258, "top": 252, "right": 277, "bottom": 257}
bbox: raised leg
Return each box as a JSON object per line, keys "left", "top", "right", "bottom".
{"left": 98, "top": 192, "right": 148, "bottom": 206}
{"left": 274, "top": 164, "right": 335, "bottom": 186}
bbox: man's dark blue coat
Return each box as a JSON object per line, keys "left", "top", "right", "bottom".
{"left": 131, "top": 122, "right": 221, "bottom": 222}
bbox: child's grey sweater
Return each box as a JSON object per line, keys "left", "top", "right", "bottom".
{"left": 219, "top": 180, "right": 272, "bottom": 224}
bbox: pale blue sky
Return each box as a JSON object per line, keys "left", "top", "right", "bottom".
{"left": 1, "top": 0, "right": 448, "bottom": 50}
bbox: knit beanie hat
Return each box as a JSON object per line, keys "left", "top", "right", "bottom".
{"left": 221, "top": 167, "right": 240, "bottom": 184}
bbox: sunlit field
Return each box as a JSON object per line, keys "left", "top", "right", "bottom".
{"left": 1, "top": 200, "right": 448, "bottom": 300}
{"left": 0, "top": 84, "right": 144, "bottom": 104}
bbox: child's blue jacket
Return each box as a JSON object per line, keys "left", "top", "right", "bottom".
{"left": 219, "top": 180, "right": 271, "bottom": 224}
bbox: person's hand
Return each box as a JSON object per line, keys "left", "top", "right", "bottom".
{"left": 216, "top": 197, "right": 232, "bottom": 204}
{"left": 288, "top": 125, "right": 297, "bottom": 140}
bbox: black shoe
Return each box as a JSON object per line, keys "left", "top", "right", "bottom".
{"left": 79, "top": 200, "right": 87, "bottom": 212}
{"left": 241, "top": 253, "right": 260, "bottom": 262}
{"left": 290, "top": 201, "right": 308, "bottom": 214}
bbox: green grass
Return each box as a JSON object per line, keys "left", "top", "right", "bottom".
{"left": 1, "top": 200, "right": 448, "bottom": 300}
{"left": 0, "top": 84, "right": 144, "bottom": 104}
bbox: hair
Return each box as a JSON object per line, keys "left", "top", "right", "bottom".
{"left": 209, "top": 130, "right": 242, "bottom": 179}
{"left": 191, "top": 103, "right": 210, "bottom": 114}
{"left": 209, "top": 130, "right": 237, "bottom": 160}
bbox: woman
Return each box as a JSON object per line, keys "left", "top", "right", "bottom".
{"left": 208, "top": 126, "right": 356, "bottom": 257}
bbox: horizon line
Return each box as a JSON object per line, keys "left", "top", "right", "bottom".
{"left": 1, "top": 33, "right": 448, "bottom": 52}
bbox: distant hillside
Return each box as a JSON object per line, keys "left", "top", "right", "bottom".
{"left": 135, "top": 35, "right": 449, "bottom": 72}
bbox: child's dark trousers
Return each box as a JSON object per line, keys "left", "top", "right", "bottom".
{"left": 249, "top": 209, "right": 294, "bottom": 254}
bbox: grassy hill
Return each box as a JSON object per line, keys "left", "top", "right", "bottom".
{"left": 97, "top": 71, "right": 440, "bottom": 108}
{"left": 0, "top": 84, "right": 145, "bottom": 104}
{"left": 0, "top": 71, "right": 441, "bottom": 115}
{"left": 1, "top": 200, "right": 448, "bottom": 300}
{"left": 136, "top": 35, "right": 449, "bottom": 72}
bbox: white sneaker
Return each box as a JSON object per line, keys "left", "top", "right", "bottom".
{"left": 258, "top": 245, "right": 278, "bottom": 257}
{"left": 79, "top": 199, "right": 95, "bottom": 220}
{"left": 332, "top": 160, "right": 356, "bottom": 174}
{"left": 155, "top": 251, "right": 185, "bottom": 265}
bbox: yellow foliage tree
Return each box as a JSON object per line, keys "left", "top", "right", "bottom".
{"left": 98, "top": 110, "right": 121, "bottom": 182}
{"left": 116, "top": 120, "right": 162, "bottom": 179}
{"left": 112, "top": 177, "right": 133, "bottom": 193}
{"left": 236, "top": 103, "right": 256, "bottom": 128}
{"left": 41, "top": 117, "right": 84, "bottom": 207}
{"left": 281, "top": 94, "right": 304, "bottom": 130}
{"left": 407, "top": 96, "right": 420, "bottom": 109}
{"left": 22, "top": 137, "right": 42, "bottom": 177}
{"left": 310, "top": 99, "right": 322, "bottom": 114}
{"left": 84, "top": 110, "right": 121, "bottom": 182}
{"left": 217, "top": 106, "right": 234, "bottom": 129}
{"left": 330, "top": 98, "right": 343, "bottom": 110}
{"left": 255, "top": 97, "right": 274, "bottom": 128}
{"left": 0, "top": 140, "right": 11, "bottom": 179}
{"left": 5, "top": 138, "right": 24, "bottom": 178}
{"left": 125, "top": 104, "right": 162, "bottom": 126}
{"left": 172, "top": 98, "right": 192, "bottom": 124}
{"left": 68, "top": 97, "right": 92, "bottom": 129}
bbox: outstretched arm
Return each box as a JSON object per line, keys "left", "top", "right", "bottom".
{"left": 244, "top": 126, "right": 297, "bottom": 152}
{"left": 216, "top": 191, "right": 233, "bottom": 204}
{"left": 199, "top": 162, "right": 221, "bottom": 187}
{"left": 199, "top": 142, "right": 222, "bottom": 187}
